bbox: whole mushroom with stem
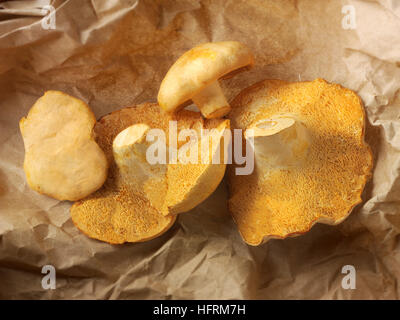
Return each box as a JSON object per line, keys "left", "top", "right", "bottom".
{"left": 158, "top": 41, "right": 254, "bottom": 119}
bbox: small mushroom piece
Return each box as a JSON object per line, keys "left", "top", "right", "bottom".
{"left": 19, "top": 91, "right": 108, "bottom": 201}
{"left": 244, "top": 116, "right": 311, "bottom": 170}
{"left": 158, "top": 41, "right": 254, "bottom": 119}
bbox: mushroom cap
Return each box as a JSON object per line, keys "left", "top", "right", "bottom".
{"left": 227, "top": 79, "right": 373, "bottom": 246}
{"left": 71, "top": 103, "right": 229, "bottom": 244}
{"left": 19, "top": 91, "right": 108, "bottom": 201}
{"left": 158, "top": 41, "right": 254, "bottom": 113}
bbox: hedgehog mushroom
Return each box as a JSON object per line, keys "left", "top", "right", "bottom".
{"left": 228, "top": 79, "right": 373, "bottom": 246}
{"left": 158, "top": 41, "right": 254, "bottom": 119}
{"left": 19, "top": 91, "right": 108, "bottom": 201}
{"left": 71, "top": 103, "right": 230, "bottom": 244}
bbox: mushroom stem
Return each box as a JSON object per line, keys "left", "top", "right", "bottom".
{"left": 192, "top": 81, "right": 231, "bottom": 119}
{"left": 245, "top": 116, "right": 310, "bottom": 169}
{"left": 113, "top": 124, "right": 167, "bottom": 191}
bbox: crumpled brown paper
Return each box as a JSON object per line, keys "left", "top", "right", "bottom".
{"left": 0, "top": 0, "right": 399, "bottom": 299}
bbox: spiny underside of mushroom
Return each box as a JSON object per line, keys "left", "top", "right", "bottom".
{"left": 227, "top": 78, "right": 373, "bottom": 246}
{"left": 71, "top": 103, "right": 229, "bottom": 244}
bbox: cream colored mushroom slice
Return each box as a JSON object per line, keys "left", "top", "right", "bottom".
{"left": 111, "top": 118, "right": 231, "bottom": 216}
{"left": 227, "top": 79, "right": 373, "bottom": 246}
{"left": 158, "top": 41, "right": 254, "bottom": 119}
{"left": 19, "top": 91, "right": 108, "bottom": 201}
